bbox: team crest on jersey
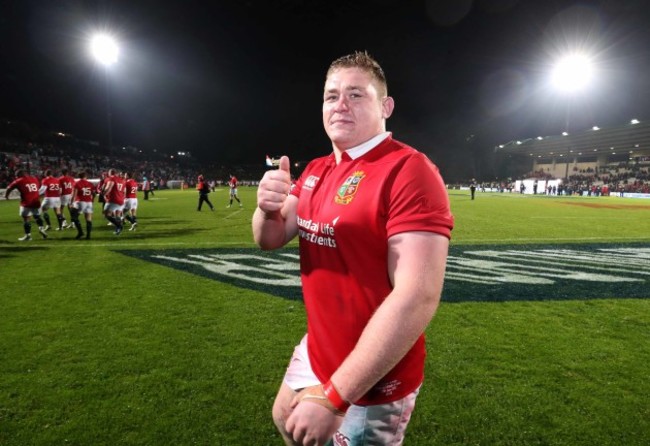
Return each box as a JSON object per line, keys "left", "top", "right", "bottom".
{"left": 335, "top": 171, "right": 365, "bottom": 205}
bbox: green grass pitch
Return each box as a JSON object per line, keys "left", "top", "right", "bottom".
{"left": 0, "top": 187, "right": 648, "bottom": 445}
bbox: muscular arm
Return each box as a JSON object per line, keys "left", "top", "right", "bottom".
{"left": 252, "top": 197, "right": 298, "bottom": 249}
{"left": 285, "top": 231, "right": 450, "bottom": 443}
{"left": 331, "top": 231, "right": 449, "bottom": 402}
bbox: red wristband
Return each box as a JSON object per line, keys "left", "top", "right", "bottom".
{"left": 322, "top": 380, "right": 351, "bottom": 413}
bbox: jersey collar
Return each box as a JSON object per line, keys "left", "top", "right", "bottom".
{"left": 342, "top": 132, "right": 391, "bottom": 161}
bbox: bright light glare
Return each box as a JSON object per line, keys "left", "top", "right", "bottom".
{"left": 91, "top": 34, "right": 119, "bottom": 66}
{"left": 551, "top": 54, "right": 593, "bottom": 92}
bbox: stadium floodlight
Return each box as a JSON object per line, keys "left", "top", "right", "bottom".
{"left": 90, "top": 34, "right": 119, "bottom": 66}
{"left": 592, "top": 126, "right": 600, "bottom": 131}
{"left": 89, "top": 33, "right": 119, "bottom": 150}
{"left": 631, "top": 119, "right": 640, "bottom": 124}
{"left": 551, "top": 53, "right": 593, "bottom": 93}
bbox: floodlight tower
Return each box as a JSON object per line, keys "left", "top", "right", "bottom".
{"left": 550, "top": 53, "right": 594, "bottom": 179}
{"left": 90, "top": 34, "right": 119, "bottom": 151}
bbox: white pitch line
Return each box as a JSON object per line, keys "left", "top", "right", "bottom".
{"left": 454, "top": 236, "right": 649, "bottom": 244}
{"left": 223, "top": 209, "right": 245, "bottom": 219}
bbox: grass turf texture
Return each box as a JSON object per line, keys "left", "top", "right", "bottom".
{"left": 0, "top": 187, "right": 648, "bottom": 445}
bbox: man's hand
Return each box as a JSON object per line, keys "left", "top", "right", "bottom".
{"left": 257, "top": 156, "right": 292, "bottom": 214}
{"left": 285, "top": 385, "right": 344, "bottom": 445}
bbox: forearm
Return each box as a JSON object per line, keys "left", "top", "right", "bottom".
{"left": 330, "top": 288, "right": 439, "bottom": 402}
{"left": 252, "top": 207, "right": 287, "bottom": 249}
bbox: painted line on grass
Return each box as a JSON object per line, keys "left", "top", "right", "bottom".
{"left": 223, "top": 209, "right": 245, "bottom": 219}
{"left": 456, "top": 236, "right": 649, "bottom": 243}
{"left": 529, "top": 216, "right": 637, "bottom": 219}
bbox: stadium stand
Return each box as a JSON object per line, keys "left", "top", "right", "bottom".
{"left": 0, "top": 119, "right": 270, "bottom": 189}
{"left": 491, "top": 119, "right": 650, "bottom": 196}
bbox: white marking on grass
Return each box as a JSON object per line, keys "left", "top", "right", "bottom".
{"left": 223, "top": 209, "right": 245, "bottom": 219}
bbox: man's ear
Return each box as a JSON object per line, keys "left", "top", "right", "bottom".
{"left": 382, "top": 96, "right": 395, "bottom": 119}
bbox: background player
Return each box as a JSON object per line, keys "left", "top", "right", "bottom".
{"left": 4, "top": 169, "right": 48, "bottom": 241}
{"left": 59, "top": 168, "right": 75, "bottom": 228}
{"left": 70, "top": 170, "right": 95, "bottom": 239}
{"left": 123, "top": 172, "right": 139, "bottom": 230}
{"left": 39, "top": 169, "right": 65, "bottom": 231}
{"left": 227, "top": 174, "right": 242, "bottom": 208}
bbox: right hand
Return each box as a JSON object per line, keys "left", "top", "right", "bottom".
{"left": 286, "top": 386, "right": 344, "bottom": 446}
{"left": 257, "top": 156, "right": 292, "bottom": 214}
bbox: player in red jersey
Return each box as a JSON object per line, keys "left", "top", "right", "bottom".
{"left": 4, "top": 169, "right": 48, "bottom": 241}
{"left": 123, "top": 172, "right": 139, "bottom": 230}
{"left": 58, "top": 168, "right": 75, "bottom": 228}
{"left": 227, "top": 174, "right": 242, "bottom": 208}
{"left": 39, "top": 169, "right": 65, "bottom": 231}
{"left": 70, "top": 170, "right": 95, "bottom": 239}
{"left": 102, "top": 168, "right": 126, "bottom": 235}
{"left": 253, "top": 51, "right": 454, "bottom": 445}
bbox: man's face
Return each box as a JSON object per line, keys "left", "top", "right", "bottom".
{"left": 322, "top": 67, "right": 393, "bottom": 151}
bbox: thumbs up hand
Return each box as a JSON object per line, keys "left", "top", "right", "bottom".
{"left": 257, "top": 155, "right": 292, "bottom": 214}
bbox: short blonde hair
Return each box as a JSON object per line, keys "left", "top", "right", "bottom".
{"left": 326, "top": 50, "right": 388, "bottom": 97}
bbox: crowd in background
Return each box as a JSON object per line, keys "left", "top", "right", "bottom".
{"left": 2, "top": 119, "right": 649, "bottom": 196}
{"left": 0, "top": 120, "right": 269, "bottom": 190}
{"left": 453, "top": 161, "right": 649, "bottom": 196}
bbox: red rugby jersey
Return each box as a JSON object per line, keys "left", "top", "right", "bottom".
{"left": 59, "top": 175, "right": 75, "bottom": 196}
{"left": 291, "top": 135, "right": 454, "bottom": 405}
{"left": 73, "top": 178, "right": 95, "bottom": 203}
{"left": 7, "top": 175, "right": 41, "bottom": 208}
{"left": 125, "top": 178, "right": 138, "bottom": 199}
{"left": 104, "top": 175, "right": 126, "bottom": 205}
{"left": 42, "top": 176, "right": 62, "bottom": 197}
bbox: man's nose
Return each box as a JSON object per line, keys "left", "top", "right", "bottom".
{"left": 333, "top": 96, "right": 349, "bottom": 111}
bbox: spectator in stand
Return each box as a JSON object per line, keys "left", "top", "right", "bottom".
{"left": 4, "top": 168, "right": 48, "bottom": 241}
{"left": 70, "top": 170, "right": 95, "bottom": 239}
{"left": 40, "top": 169, "right": 65, "bottom": 231}
{"left": 102, "top": 168, "right": 126, "bottom": 235}
{"left": 197, "top": 174, "right": 214, "bottom": 211}
{"left": 59, "top": 168, "right": 75, "bottom": 229}
{"left": 123, "top": 172, "right": 139, "bottom": 230}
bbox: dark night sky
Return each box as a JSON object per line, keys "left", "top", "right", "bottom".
{"left": 2, "top": 0, "right": 650, "bottom": 180}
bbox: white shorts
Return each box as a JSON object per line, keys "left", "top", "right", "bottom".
{"left": 230, "top": 188, "right": 238, "bottom": 196}
{"left": 19, "top": 206, "right": 41, "bottom": 218}
{"left": 61, "top": 194, "right": 72, "bottom": 206}
{"left": 284, "top": 334, "right": 419, "bottom": 446}
{"left": 123, "top": 198, "right": 138, "bottom": 211}
{"left": 104, "top": 202, "right": 124, "bottom": 213}
{"left": 73, "top": 201, "right": 94, "bottom": 214}
{"left": 41, "top": 197, "right": 61, "bottom": 211}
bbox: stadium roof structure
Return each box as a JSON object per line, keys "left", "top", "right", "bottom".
{"left": 494, "top": 119, "right": 650, "bottom": 160}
